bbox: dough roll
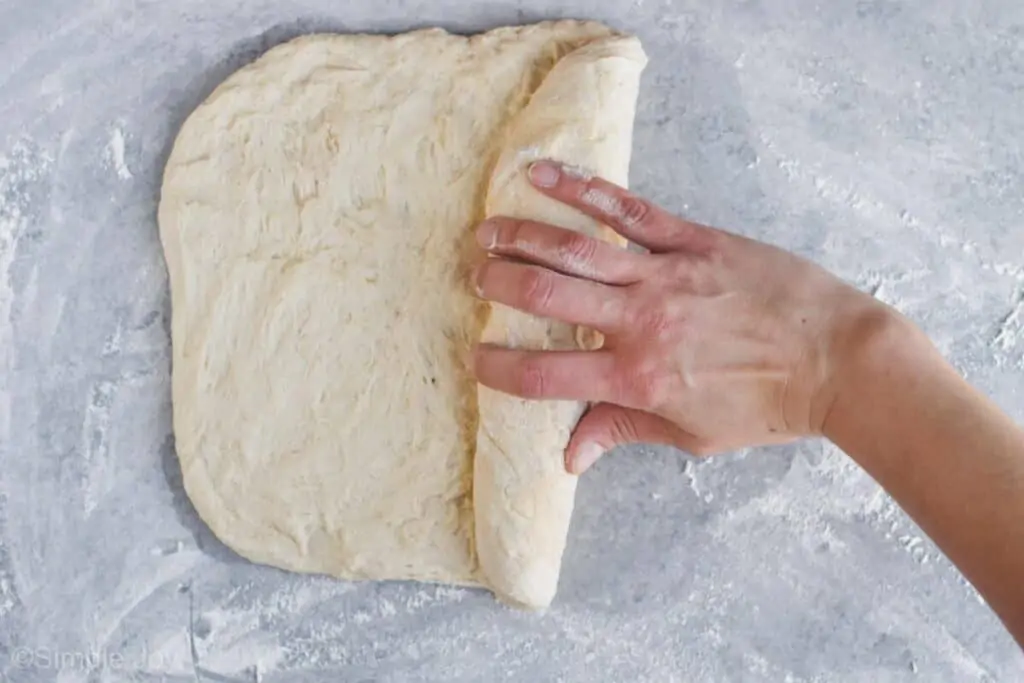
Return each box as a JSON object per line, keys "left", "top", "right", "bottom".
{"left": 475, "top": 37, "right": 647, "bottom": 608}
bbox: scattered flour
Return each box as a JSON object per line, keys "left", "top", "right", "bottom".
{"left": 0, "top": 137, "right": 50, "bottom": 645}
{"left": 3, "top": 7, "right": 1023, "bottom": 681}
{"left": 513, "top": 145, "right": 543, "bottom": 167}
{"left": 580, "top": 187, "right": 637, "bottom": 225}
{"left": 106, "top": 126, "right": 133, "bottom": 180}
{"left": 81, "top": 380, "right": 116, "bottom": 516}
{"left": 991, "top": 261, "right": 1024, "bottom": 281}
{"left": 988, "top": 285, "right": 1024, "bottom": 370}
{"left": 560, "top": 162, "right": 594, "bottom": 181}
{"left": 0, "top": 138, "right": 52, "bottom": 437}
{"left": 0, "top": 568, "right": 15, "bottom": 618}
{"left": 681, "top": 457, "right": 716, "bottom": 503}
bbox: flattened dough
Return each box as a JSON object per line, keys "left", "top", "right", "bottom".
{"left": 159, "top": 21, "right": 646, "bottom": 607}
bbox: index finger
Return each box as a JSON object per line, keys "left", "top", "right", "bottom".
{"left": 526, "top": 160, "right": 720, "bottom": 255}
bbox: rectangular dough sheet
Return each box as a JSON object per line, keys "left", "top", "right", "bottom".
{"left": 158, "top": 21, "right": 646, "bottom": 607}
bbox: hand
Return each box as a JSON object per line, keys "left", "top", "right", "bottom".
{"left": 473, "top": 160, "right": 888, "bottom": 474}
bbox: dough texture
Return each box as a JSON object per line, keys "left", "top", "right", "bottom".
{"left": 159, "top": 21, "right": 646, "bottom": 607}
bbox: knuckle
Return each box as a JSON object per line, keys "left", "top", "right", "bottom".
{"left": 632, "top": 301, "right": 674, "bottom": 338}
{"left": 608, "top": 409, "right": 642, "bottom": 444}
{"left": 692, "top": 222, "right": 726, "bottom": 255}
{"left": 557, "top": 232, "right": 598, "bottom": 268}
{"left": 520, "top": 268, "right": 556, "bottom": 312}
{"left": 660, "top": 254, "right": 706, "bottom": 292}
{"left": 615, "top": 357, "right": 665, "bottom": 408}
{"left": 517, "top": 359, "right": 547, "bottom": 398}
{"left": 618, "top": 196, "right": 651, "bottom": 227}
{"left": 668, "top": 254, "right": 696, "bottom": 281}
{"left": 701, "top": 241, "right": 727, "bottom": 269}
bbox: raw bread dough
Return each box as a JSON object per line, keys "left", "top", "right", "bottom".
{"left": 159, "top": 21, "right": 646, "bottom": 607}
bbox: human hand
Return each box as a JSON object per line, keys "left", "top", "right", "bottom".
{"left": 473, "top": 161, "right": 887, "bottom": 474}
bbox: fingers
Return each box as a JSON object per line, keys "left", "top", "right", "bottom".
{"left": 476, "top": 217, "right": 647, "bottom": 285}
{"left": 475, "top": 258, "right": 628, "bottom": 331}
{"left": 474, "top": 347, "right": 621, "bottom": 402}
{"left": 565, "top": 403, "right": 708, "bottom": 474}
{"left": 526, "top": 160, "right": 721, "bottom": 255}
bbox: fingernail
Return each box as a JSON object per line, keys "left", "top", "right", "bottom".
{"left": 571, "top": 442, "right": 605, "bottom": 474}
{"left": 476, "top": 221, "right": 497, "bottom": 249}
{"left": 528, "top": 161, "right": 560, "bottom": 188}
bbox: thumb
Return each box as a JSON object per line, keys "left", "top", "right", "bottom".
{"left": 566, "top": 403, "right": 706, "bottom": 475}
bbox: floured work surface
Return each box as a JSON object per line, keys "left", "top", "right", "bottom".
{"left": 159, "top": 20, "right": 646, "bottom": 607}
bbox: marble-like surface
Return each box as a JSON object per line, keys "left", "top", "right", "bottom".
{"left": 2, "top": 1, "right": 1023, "bottom": 681}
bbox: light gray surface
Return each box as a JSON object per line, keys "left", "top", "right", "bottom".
{"left": 2, "top": 0, "right": 1023, "bottom": 681}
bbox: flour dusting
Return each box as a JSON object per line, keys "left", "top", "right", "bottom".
{"left": 107, "top": 126, "right": 133, "bottom": 180}
{"left": 580, "top": 187, "right": 635, "bottom": 224}
{"left": 0, "top": 140, "right": 51, "bottom": 431}
{"left": 991, "top": 289, "right": 1024, "bottom": 368}
{"left": 0, "top": 139, "right": 52, "bottom": 630}
{"left": 560, "top": 162, "right": 594, "bottom": 181}
{"left": 3, "top": 3, "right": 1024, "bottom": 681}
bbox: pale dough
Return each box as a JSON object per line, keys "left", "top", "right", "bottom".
{"left": 158, "top": 21, "right": 646, "bottom": 608}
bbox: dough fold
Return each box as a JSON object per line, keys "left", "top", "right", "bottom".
{"left": 476, "top": 37, "right": 647, "bottom": 608}
{"left": 158, "top": 22, "right": 646, "bottom": 608}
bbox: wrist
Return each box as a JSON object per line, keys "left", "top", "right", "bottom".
{"left": 812, "top": 292, "right": 923, "bottom": 439}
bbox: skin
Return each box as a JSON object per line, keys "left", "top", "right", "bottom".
{"left": 473, "top": 160, "right": 1024, "bottom": 646}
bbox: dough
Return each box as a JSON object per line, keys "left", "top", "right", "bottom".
{"left": 159, "top": 21, "right": 646, "bottom": 608}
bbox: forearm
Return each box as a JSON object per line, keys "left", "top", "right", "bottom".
{"left": 824, "top": 306, "right": 1024, "bottom": 642}
{"left": 470, "top": 161, "right": 1024, "bottom": 637}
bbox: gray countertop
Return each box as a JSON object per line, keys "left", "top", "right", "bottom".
{"left": 2, "top": 1, "right": 1023, "bottom": 681}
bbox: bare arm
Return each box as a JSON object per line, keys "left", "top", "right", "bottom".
{"left": 824, "top": 309, "right": 1024, "bottom": 640}
{"left": 472, "top": 160, "right": 1024, "bottom": 644}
